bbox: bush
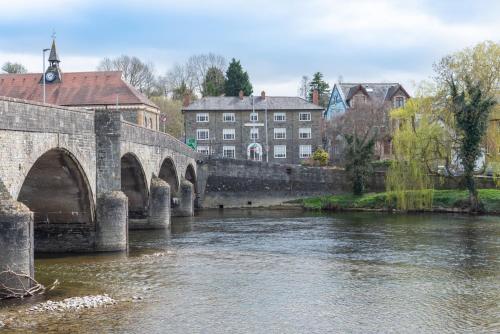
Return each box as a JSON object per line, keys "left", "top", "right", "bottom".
{"left": 312, "top": 148, "right": 329, "bottom": 166}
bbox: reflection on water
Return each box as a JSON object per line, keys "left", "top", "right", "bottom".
{"left": 1, "top": 210, "right": 499, "bottom": 333}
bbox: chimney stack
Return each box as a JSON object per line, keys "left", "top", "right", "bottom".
{"left": 261, "top": 91, "right": 266, "bottom": 99}
{"left": 183, "top": 94, "right": 191, "bottom": 107}
{"left": 312, "top": 89, "right": 319, "bottom": 105}
{"left": 239, "top": 90, "right": 244, "bottom": 100}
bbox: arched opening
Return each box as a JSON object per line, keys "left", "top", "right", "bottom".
{"left": 185, "top": 164, "right": 196, "bottom": 186}
{"left": 121, "top": 153, "right": 149, "bottom": 219}
{"left": 159, "top": 158, "right": 179, "bottom": 194}
{"left": 17, "top": 148, "right": 94, "bottom": 252}
{"left": 247, "top": 143, "right": 263, "bottom": 161}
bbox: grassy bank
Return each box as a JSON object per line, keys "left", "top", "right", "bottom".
{"left": 302, "top": 189, "right": 500, "bottom": 214}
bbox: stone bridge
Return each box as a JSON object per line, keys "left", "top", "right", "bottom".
{"left": 0, "top": 97, "right": 203, "bottom": 288}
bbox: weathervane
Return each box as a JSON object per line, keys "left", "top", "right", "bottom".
{"left": 51, "top": 29, "right": 56, "bottom": 40}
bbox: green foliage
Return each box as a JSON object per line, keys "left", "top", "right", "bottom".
{"left": 302, "top": 189, "right": 500, "bottom": 213}
{"left": 202, "top": 67, "right": 225, "bottom": 97}
{"left": 312, "top": 148, "right": 329, "bottom": 166}
{"left": 149, "top": 96, "right": 184, "bottom": 139}
{"left": 307, "top": 72, "right": 330, "bottom": 107}
{"left": 224, "top": 58, "right": 253, "bottom": 96}
{"left": 449, "top": 77, "right": 496, "bottom": 211}
{"left": 1, "top": 62, "right": 27, "bottom": 74}
{"left": 344, "top": 134, "right": 375, "bottom": 195}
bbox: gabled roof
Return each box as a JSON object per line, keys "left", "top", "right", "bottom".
{"left": 0, "top": 71, "right": 157, "bottom": 109}
{"left": 345, "top": 84, "right": 371, "bottom": 101}
{"left": 338, "top": 82, "right": 407, "bottom": 102}
{"left": 183, "top": 96, "right": 324, "bottom": 111}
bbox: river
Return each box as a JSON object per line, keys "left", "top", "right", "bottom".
{"left": 1, "top": 210, "right": 499, "bottom": 333}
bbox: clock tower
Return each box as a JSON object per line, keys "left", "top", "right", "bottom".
{"left": 42, "top": 39, "right": 62, "bottom": 84}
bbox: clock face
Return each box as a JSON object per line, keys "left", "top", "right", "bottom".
{"left": 45, "top": 71, "right": 56, "bottom": 82}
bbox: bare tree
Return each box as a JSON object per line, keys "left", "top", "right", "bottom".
{"left": 159, "top": 63, "right": 196, "bottom": 99}
{"left": 97, "top": 55, "right": 156, "bottom": 96}
{"left": 186, "top": 53, "right": 227, "bottom": 94}
{"left": 298, "top": 75, "right": 309, "bottom": 99}
{"left": 1, "top": 62, "right": 27, "bottom": 74}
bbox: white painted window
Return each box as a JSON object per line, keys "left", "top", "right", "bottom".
{"left": 274, "top": 128, "right": 286, "bottom": 139}
{"left": 274, "top": 112, "right": 286, "bottom": 122}
{"left": 197, "top": 146, "right": 210, "bottom": 155}
{"left": 196, "top": 113, "right": 209, "bottom": 122}
{"left": 223, "top": 146, "right": 236, "bottom": 159}
{"left": 250, "top": 112, "right": 258, "bottom": 121}
{"left": 299, "top": 112, "right": 311, "bottom": 121}
{"left": 223, "top": 113, "right": 235, "bottom": 122}
{"left": 394, "top": 96, "right": 405, "bottom": 108}
{"left": 250, "top": 128, "right": 259, "bottom": 140}
{"left": 299, "top": 128, "right": 312, "bottom": 139}
{"left": 223, "top": 128, "right": 235, "bottom": 140}
{"left": 196, "top": 129, "right": 209, "bottom": 141}
{"left": 274, "top": 145, "right": 286, "bottom": 158}
{"left": 299, "top": 145, "right": 312, "bottom": 158}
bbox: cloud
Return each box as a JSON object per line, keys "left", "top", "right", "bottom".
{"left": 0, "top": 52, "right": 101, "bottom": 73}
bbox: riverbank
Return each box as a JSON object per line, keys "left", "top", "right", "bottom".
{"left": 301, "top": 189, "right": 500, "bottom": 214}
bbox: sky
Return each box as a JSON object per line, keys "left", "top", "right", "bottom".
{"left": 0, "top": 0, "right": 499, "bottom": 96}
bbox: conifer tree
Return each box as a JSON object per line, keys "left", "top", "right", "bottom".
{"left": 224, "top": 59, "right": 253, "bottom": 96}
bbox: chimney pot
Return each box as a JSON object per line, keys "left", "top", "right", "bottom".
{"left": 261, "top": 91, "right": 266, "bottom": 99}
{"left": 183, "top": 94, "right": 191, "bottom": 107}
{"left": 239, "top": 90, "right": 244, "bottom": 100}
{"left": 312, "top": 89, "right": 319, "bottom": 105}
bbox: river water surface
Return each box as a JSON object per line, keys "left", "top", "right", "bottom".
{"left": 1, "top": 210, "right": 499, "bottom": 333}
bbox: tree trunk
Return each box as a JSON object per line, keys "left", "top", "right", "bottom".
{"left": 464, "top": 169, "right": 480, "bottom": 213}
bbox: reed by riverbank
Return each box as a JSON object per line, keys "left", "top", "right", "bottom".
{"left": 301, "top": 189, "right": 500, "bottom": 214}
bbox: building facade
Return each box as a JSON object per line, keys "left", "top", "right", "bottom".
{"left": 0, "top": 39, "right": 160, "bottom": 130}
{"left": 183, "top": 91, "right": 324, "bottom": 164}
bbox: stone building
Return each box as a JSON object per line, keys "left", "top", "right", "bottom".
{"left": 324, "top": 82, "right": 411, "bottom": 160}
{"left": 182, "top": 91, "right": 324, "bottom": 164}
{"left": 0, "top": 40, "right": 160, "bottom": 130}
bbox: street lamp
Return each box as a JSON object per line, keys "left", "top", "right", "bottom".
{"left": 42, "top": 48, "right": 50, "bottom": 103}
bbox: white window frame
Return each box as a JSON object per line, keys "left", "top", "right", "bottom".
{"left": 274, "top": 112, "right": 286, "bottom": 122}
{"left": 274, "top": 145, "right": 287, "bottom": 158}
{"left": 394, "top": 96, "right": 405, "bottom": 108}
{"left": 197, "top": 146, "right": 210, "bottom": 155}
{"left": 299, "top": 145, "right": 312, "bottom": 158}
{"left": 299, "top": 112, "right": 311, "bottom": 121}
{"left": 196, "top": 129, "right": 209, "bottom": 141}
{"left": 223, "top": 128, "right": 235, "bottom": 140}
{"left": 223, "top": 113, "right": 235, "bottom": 122}
{"left": 250, "top": 112, "right": 258, "bottom": 122}
{"left": 250, "top": 128, "right": 259, "bottom": 140}
{"left": 196, "top": 113, "right": 209, "bottom": 122}
{"left": 299, "top": 127, "right": 312, "bottom": 139}
{"left": 223, "top": 146, "right": 236, "bottom": 159}
{"left": 274, "top": 128, "right": 286, "bottom": 140}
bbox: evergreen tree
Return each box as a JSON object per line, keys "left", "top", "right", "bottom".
{"left": 307, "top": 72, "right": 330, "bottom": 107}
{"left": 344, "top": 134, "right": 375, "bottom": 195}
{"left": 202, "top": 67, "right": 225, "bottom": 97}
{"left": 224, "top": 58, "right": 253, "bottom": 96}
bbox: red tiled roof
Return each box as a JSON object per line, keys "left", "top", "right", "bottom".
{"left": 0, "top": 71, "right": 157, "bottom": 109}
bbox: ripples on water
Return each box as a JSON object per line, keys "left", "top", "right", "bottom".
{"left": 1, "top": 210, "right": 499, "bottom": 333}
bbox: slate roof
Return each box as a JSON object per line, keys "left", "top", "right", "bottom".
{"left": 0, "top": 71, "right": 157, "bottom": 109}
{"left": 338, "top": 83, "right": 409, "bottom": 102}
{"left": 183, "top": 96, "right": 324, "bottom": 111}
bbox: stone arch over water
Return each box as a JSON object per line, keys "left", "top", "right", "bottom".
{"left": 17, "top": 148, "right": 95, "bottom": 252}
{"left": 121, "top": 153, "right": 149, "bottom": 219}
{"left": 159, "top": 157, "right": 179, "bottom": 194}
{"left": 185, "top": 164, "right": 197, "bottom": 188}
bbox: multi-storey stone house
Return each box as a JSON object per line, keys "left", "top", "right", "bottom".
{"left": 324, "top": 82, "right": 411, "bottom": 160}
{"left": 182, "top": 91, "right": 324, "bottom": 164}
{"left": 0, "top": 40, "right": 160, "bottom": 130}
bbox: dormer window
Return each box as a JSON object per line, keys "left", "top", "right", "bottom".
{"left": 394, "top": 96, "right": 405, "bottom": 108}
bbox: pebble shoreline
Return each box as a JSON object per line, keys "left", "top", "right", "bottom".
{"left": 28, "top": 295, "right": 116, "bottom": 313}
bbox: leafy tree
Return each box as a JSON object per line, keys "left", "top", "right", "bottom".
{"left": 171, "top": 81, "right": 196, "bottom": 102}
{"left": 224, "top": 58, "right": 253, "bottom": 96}
{"left": 97, "top": 55, "right": 156, "bottom": 96}
{"left": 449, "top": 78, "right": 496, "bottom": 212}
{"left": 150, "top": 96, "right": 184, "bottom": 138}
{"left": 1, "top": 62, "right": 27, "bottom": 74}
{"left": 307, "top": 72, "right": 330, "bottom": 107}
{"left": 202, "top": 67, "right": 225, "bottom": 96}
{"left": 344, "top": 134, "right": 375, "bottom": 195}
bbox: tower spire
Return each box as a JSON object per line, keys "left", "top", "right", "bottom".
{"left": 48, "top": 39, "right": 60, "bottom": 63}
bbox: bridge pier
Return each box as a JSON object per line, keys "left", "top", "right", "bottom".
{"left": 0, "top": 198, "right": 34, "bottom": 296}
{"left": 95, "top": 191, "right": 128, "bottom": 252}
{"left": 147, "top": 177, "right": 171, "bottom": 229}
{"left": 172, "top": 180, "right": 194, "bottom": 217}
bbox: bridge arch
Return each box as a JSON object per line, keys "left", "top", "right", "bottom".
{"left": 159, "top": 157, "right": 179, "bottom": 194}
{"left": 121, "top": 153, "right": 149, "bottom": 219}
{"left": 17, "top": 148, "right": 95, "bottom": 251}
{"left": 185, "top": 164, "right": 197, "bottom": 186}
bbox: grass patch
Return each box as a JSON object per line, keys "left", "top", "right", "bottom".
{"left": 303, "top": 189, "right": 500, "bottom": 213}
